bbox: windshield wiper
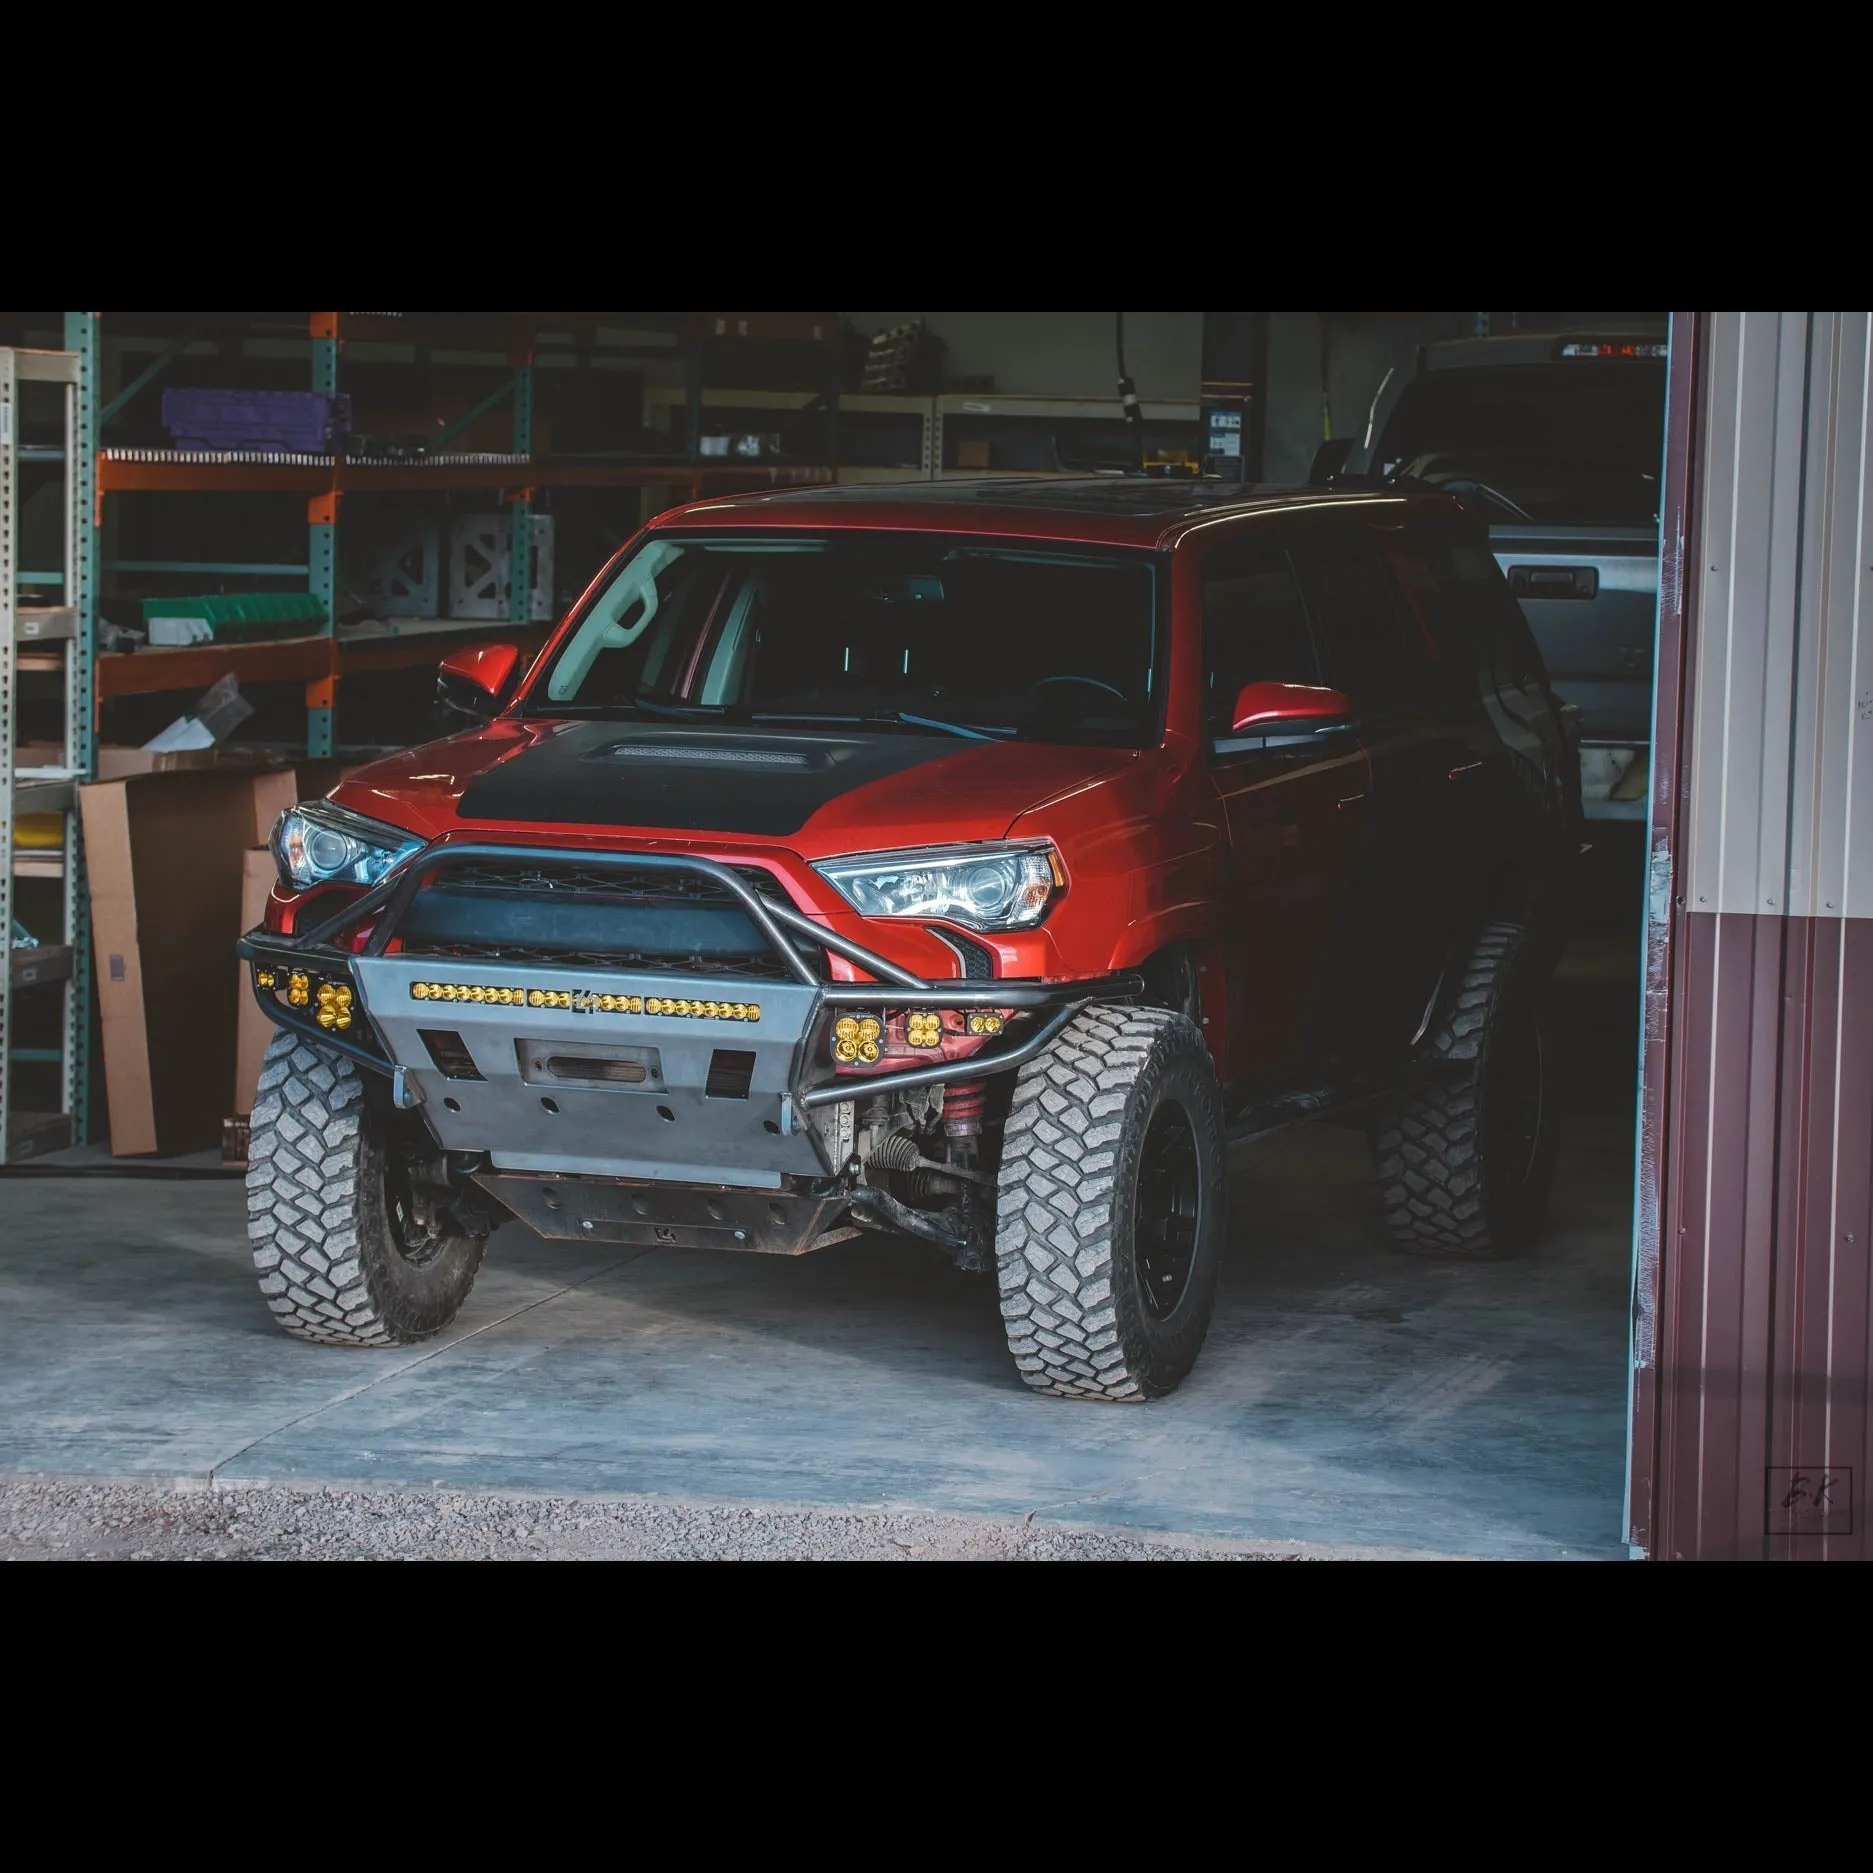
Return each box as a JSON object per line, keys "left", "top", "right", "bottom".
{"left": 749, "top": 710, "right": 1012, "bottom": 742}
{"left": 628, "top": 692, "right": 750, "bottom": 720}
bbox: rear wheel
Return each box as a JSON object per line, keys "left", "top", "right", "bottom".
{"left": 1371, "top": 922, "right": 1557, "bottom": 1258}
{"left": 246, "top": 1031, "right": 487, "bottom": 1345}
{"left": 994, "top": 1005, "right": 1226, "bottom": 1400}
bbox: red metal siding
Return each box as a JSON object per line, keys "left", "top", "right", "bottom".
{"left": 1633, "top": 312, "right": 1873, "bottom": 1558}
{"left": 1657, "top": 914, "right": 1873, "bottom": 1558}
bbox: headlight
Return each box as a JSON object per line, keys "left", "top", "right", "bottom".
{"left": 813, "top": 843, "right": 1062, "bottom": 932}
{"left": 270, "top": 802, "right": 423, "bottom": 891}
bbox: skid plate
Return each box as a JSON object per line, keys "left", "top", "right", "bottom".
{"left": 352, "top": 956, "right": 828, "bottom": 1188}
{"left": 478, "top": 1171, "right": 847, "bottom": 1254}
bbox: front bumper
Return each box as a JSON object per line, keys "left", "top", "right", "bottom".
{"left": 238, "top": 842, "right": 1140, "bottom": 1192}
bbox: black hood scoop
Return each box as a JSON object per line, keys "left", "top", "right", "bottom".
{"left": 596, "top": 741, "right": 813, "bottom": 770}
{"left": 457, "top": 720, "right": 953, "bottom": 837}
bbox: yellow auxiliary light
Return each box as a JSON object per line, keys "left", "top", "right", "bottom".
{"left": 857, "top": 1038, "right": 881, "bottom": 1064}
{"left": 967, "top": 1012, "right": 1005, "bottom": 1036}
{"left": 287, "top": 972, "right": 311, "bottom": 1008}
{"left": 256, "top": 970, "right": 277, "bottom": 990}
{"left": 410, "top": 981, "right": 755, "bottom": 1019}
{"left": 856, "top": 1016, "right": 881, "bottom": 1043}
{"left": 833, "top": 1037, "right": 859, "bottom": 1062}
{"left": 834, "top": 1016, "right": 859, "bottom": 1043}
{"left": 906, "top": 1010, "right": 943, "bottom": 1048}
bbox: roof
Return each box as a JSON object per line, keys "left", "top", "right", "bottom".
{"left": 658, "top": 476, "right": 1414, "bottom": 548}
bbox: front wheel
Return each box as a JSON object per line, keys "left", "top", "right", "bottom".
{"left": 994, "top": 1006, "right": 1226, "bottom": 1400}
{"left": 246, "top": 1031, "right": 487, "bottom": 1345}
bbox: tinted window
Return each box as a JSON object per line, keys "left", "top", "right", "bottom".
{"left": 535, "top": 531, "right": 1165, "bottom": 749}
{"left": 1413, "top": 534, "right": 1548, "bottom": 695}
{"left": 1373, "top": 360, "right": 1665, "bottom": 528}
{"left": 1200, "top": 547, "right": 1320, "bottom": 736}
{"left": 1289, "top": 528, "right": 1432, "bottom": 704}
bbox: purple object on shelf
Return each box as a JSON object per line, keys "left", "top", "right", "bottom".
{"left": 161, "top": 388, "right": 352, "bottom": 453}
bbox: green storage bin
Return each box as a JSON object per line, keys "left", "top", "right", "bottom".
{"left": 141, "top": 592, "right": 328, "bottom": 644}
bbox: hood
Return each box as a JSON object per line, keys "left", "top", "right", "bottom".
{"left": 332, "top": 718, "right": 1138, "bottom": 856}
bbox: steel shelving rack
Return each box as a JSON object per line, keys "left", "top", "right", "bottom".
{"left": 86, "top": 312, "right": 838, "bottom": 757}
{"left": 2, "top": 338, "right": 94, "bottom": 1157}
{"left": 644, "top": 386, "right": 1201, "bottom": 483}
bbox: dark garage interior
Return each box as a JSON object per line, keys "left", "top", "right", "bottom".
{"left": 1, "top": 311, "right": 1864, "bottom": 1562}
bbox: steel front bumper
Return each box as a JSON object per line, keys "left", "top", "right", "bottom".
{"left": 237, "top": 843, "right": 1140, "bottom": 1203}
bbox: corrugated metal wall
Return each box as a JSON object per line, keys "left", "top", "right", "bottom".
{"left": 1634, "top": 312, "right": 1873, "bottom": 1559}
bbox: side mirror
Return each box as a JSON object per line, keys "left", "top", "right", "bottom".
{"left": 1308, "top": 437, "right": 1354, "bottom": 485}
{"left": 1231, "top": 680, "right": 1354, "bottom": 734}
{"left": 437, "top": 642, "right": 521, "bottom": 721}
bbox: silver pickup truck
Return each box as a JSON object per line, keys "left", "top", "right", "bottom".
{"left": 1331, "top": 329, "right": 1666, "bottom": 821}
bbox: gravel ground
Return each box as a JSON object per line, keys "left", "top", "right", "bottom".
{"left": 0, "top": 1476, "right": 1324, "bottom": 1562}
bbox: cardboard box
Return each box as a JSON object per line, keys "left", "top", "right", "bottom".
{"left": 80, "top": 758, "right": 375, "bottom": 1154}
{"left": 96, "top": 746, "right": 222, "bottom": 780}
{"left": 232, "top": 847, "right": 278, "bottom": 1119}
{"left": 80, "top": 769, "right": 273, "bottom": 1156}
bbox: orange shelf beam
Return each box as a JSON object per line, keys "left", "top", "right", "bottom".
{"left": 94, "top": 634, "right": 335, "bottom": 700}
{"left": 96, "top": 457, "right": 834, "bottom": 497}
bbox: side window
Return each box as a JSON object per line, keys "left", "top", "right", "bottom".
{"left": 1420, "top": 536, "right": 1548, "bottom": 695}
{"left": 1289, "top": 526, "right": 1434, "bottom": 705}
{"left": 1199, "top": 545, "right": 1320, "bottom": 738}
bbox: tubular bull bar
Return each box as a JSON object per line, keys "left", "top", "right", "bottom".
{"left": 237, "top": 844, "right": 1142, "bottom": 1189}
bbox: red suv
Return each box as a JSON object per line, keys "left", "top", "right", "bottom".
{"left": 242, "top": 478, "right": 1580, "bottom": 1401}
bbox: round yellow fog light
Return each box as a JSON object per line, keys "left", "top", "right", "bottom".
{"left": 857, "top": 1039, "right": 881, "bottom": 1064}
{"left": 834, "top": 1016, "right": 859, "bottom": 1042}
{"left": 833, "top": 1038, "right": 859, "bottom": 1063}
{"left": 856, "top": 1016, "right": 881, "bottom": 1043}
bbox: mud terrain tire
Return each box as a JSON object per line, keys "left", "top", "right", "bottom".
{"left": 246, "top": 1030, "right": 486, "bottom": 1345}
{"left": 995, "top": 1005, "right": 1226, "bottom": 1401}
{"left": 1371, "top": 921, "right": 1557, "bottom": 1259}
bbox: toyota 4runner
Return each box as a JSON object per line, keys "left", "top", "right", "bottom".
{"left": 241, "top": 477, "right": 1580, "bottom": 1401}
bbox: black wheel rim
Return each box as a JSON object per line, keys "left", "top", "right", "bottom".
{"left": 384, "top": 1148, "right": 449, "bottom": 1269}
{"left": 1135, "top": 1101, "right": 1201, "bottom": 1320}
{"left": 1492, "top": 1009, "right": 1546, "bottom": 1193}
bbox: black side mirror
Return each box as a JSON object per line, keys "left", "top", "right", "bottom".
{"left": 1308, "top": 438, "right": 1354, "bottom": 486}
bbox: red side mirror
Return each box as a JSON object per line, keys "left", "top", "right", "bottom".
{"left": 438, "top": 642, "right": 521, "bottom": 720}
{"left": 1230, "top": 680, "right": 1353, "bottom": 734}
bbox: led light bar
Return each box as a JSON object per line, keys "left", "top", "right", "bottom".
{"left": 406, "top": 982, "right": 761, "bottom": 1020}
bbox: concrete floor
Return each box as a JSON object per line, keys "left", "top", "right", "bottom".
{"left": 2, "top": 842, "right": 1642, "bottom": 1560}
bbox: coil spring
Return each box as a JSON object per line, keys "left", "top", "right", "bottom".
{"left": 943, "top": 1081, "right": 987, "bottom": 1136}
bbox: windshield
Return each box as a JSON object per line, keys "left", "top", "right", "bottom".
{"left": 531, "top": 530, "right": 1164, "bottom": 748}
{"left": 1373, "top": 361, "right": 1665, "bottom": 528}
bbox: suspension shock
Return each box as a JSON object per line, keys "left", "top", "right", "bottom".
{"left": 943, "top": 1082, "right": 987, "bottom": 1148}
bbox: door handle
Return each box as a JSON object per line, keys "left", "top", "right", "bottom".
{"left": 1447, "top": 760, "right": 1486, "bottom": 782}
{"left": 1336, "top": 792, "right": 1367, "bottom": 811}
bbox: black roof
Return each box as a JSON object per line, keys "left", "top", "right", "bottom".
{"left": 742, "top": 477, "right": 1395, "bottom": 521}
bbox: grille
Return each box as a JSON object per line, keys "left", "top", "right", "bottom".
{"left": 443, "top": 861, "right": 786, "bottom": 905}
{"left": 409, "top": 941, "right": 794, "bottom": 981}
{"left": 397, "top": 860, "right": 818, "bottom": 982}
{"left": 928, "top": 927, "right": 997, "bottom": 979}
